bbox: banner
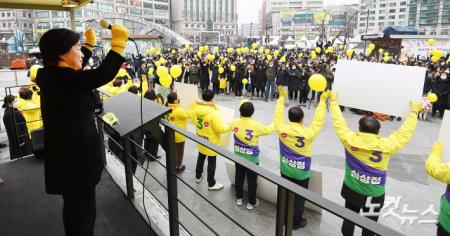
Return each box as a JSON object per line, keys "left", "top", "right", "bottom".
{"left": 402, "top": 39, "right": 450, "bottom": 57}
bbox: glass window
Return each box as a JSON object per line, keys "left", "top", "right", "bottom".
{"left": 379, "top": 16, "right": 385, "bottom": 20}
{"left": 379, "top": 10, "right": 385, "bottom": 14}
{"left": 389, "top": 9, "right": 396, "bottom": 13}
{"left": 379, "top": 4, "right": 386, "bottom": 7}
{"left": 35, "top": 11, "right": 49, "bottom": 18}
{"left": 399, "top": 15, "right": 406, "bottom": 19}
{"left": 400, "top": 2, "right": 407, "bottom": 6}
{"left": 400, "top": 8, "right": 406, "bottom": 12}
{"left": 389, "top": 3, "right": 396, "bottom": 7}
{"left": 389, "top": 15, "right": 395, "bottom": 19}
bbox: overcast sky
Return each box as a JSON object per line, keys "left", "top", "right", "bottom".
{"left": 237, "top": 0, "right": 359, "bottom": 24}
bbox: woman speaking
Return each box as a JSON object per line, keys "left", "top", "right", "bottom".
{"left": 36, "top": 24, "right": 129, "bottom": 235}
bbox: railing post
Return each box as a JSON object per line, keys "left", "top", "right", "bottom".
{"left": 285, "top": 191, "right": 295, "bottom": 236}
{"left": 276, "top": 186, "right": 287, "bottom": 236}
{"left": 122, "top": 136, "right": 135, "bottom": 199}
{"left": 14, "top": 71, "right": 18, "bottom": 86}
{"left": 97, "top": 119, "right": 106, "bottom": 166}
{"left": 164, "top": 126, "right": 179, "bottom": 236}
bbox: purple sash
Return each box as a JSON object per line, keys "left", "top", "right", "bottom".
{"left": 445, "top": 185, "right": 450, "bottom": 203}
{"left": 279, "top": 140, "right": 311, "bottom": 171}
{"left": 234, "top": 135, "right": 259, "bottom": 156}
{"left": 345, "top": 150, "right": 387, "bottom": 186}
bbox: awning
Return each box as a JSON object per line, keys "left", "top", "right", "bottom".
{"left": 383, "top": 26, "right": 418, "bottom": 36}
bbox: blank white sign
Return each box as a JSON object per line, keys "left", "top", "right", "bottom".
{"left": 438, "top": 112, "right": 450, "bottom": 163}
{"left": 333, "top": 60, "right": 426, "bottom": 118}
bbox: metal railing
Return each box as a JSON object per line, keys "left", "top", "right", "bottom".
{"left": 5, "top": 84, "right": 404, "bottom": 235}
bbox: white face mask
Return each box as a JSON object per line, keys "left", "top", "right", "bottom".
{"left": 441, "top": 75, "right": 448, "bottom": 80}
{"left": 12, "top": 101, "right": 18, "bottom": 108}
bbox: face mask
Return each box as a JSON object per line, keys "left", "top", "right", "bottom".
{"left": 12, "top": 101, "right": 18, "bottom": 108}
{"left": 269, "top": 64, "right": 274, "bottom": 67}
{"left": 441, "top": 76, "right": 448, "bottom": 80}
{"left": 292, "top": 67, "right": 296, "bottom": 70}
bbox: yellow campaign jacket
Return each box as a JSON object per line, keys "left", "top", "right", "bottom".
{"left": 274, "top": 94, "right": 327, "bottom": 180}
{"left": 191, "top": 101, "right": 230, "bottom": 156}
{"left": 230, "top": 117, "right": 274, "bottom": 164}
{"left": 330, "top": 101, "right": 418, "bottom": 196}
{"left": 17, "top": 97, "right": 43, "bottom": 133}
{"left": 167, "top": 103, "right": 192, "bottom": 143}
{"left": 425, "top": 143, "right": 450, "bottom": 233}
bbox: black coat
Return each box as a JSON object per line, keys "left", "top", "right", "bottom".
{"left": 3, "top": 107, "right": 32, "bottom": 160}
{"left": 276, "top": 69, "right": 289, "bottom": 86}
{"left": 288, "top": 69, "right": 301, "bottom": 91}
{"left": 255, "top": 67, "right": 267, "bottom": 87}
{"left": 432, "top": 79, "right": 450, "bottom": 107}
{"left": 36, "top": 48, "right": 124, "bottom": 194}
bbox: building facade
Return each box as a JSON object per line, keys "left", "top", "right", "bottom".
{"left": 356, "top": 0, "right": 410, "bottom": 35}
{"left": 261, "top": 0, "right": 324, "bottom": 37}
{"left": 171, "top": 0, "right": 238, "bottom": 45}
{"left": 0, "top": 9, "right": 35, "bottom": 52}
{"left": 408, "top": 0, "right": 450, "bottom": 35}
{"left": 239, "top": 23, "right": 261, "bottom": 38}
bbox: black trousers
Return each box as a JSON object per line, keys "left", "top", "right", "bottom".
{"left": 438, "top": 223, "right": 450, "bottom": 236}
{"left": 212, "top": 82, "right": 220, "bottom": 94}
{"left": 195, "top": 153, "right": 217, "bottom": 187}
{"left": 62, "top": 188, "right": 96, "bottom": 236}
{"left": 341, "top": 184, "right": 384, "bottom": 236}
{"left": 299, "top": 88, "right": 310, "bottom": 104}
{"left": 289, "top": 90, "right": 298, "bottom": 100}
{"left": 200, "top": 78, "right": 209, "bottom": 91}
{"left": 281, "top": 173, "right": 310, "bottom": 227}
{"left": 144, "top": 131, "right": 159, "bottom": 160}
{"left": 235, "top": 82, "right": 243, "bottom": 96}
{"left": 235, "top": 163, "right": 257, "bottom": 205}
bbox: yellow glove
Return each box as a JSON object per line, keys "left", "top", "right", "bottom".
{"left": 84, "top": 28, "right": 96, "bottom": 51}
{"left": 432, "top": 141, "right": 443, "bottom": 154}
{"left": 110, "top": 24, "right": 129, "bottom": 56}
{"left": 329, "top": 91, "right": 338, "bottom": 101}
{"left": 320, "top": 90, "right": 330, "bottom": 102}
{"left": 278, "top": 86, "right": 288, "bottom": 97}
{"left": 410, "top": 101, "right": 423, "bottom": 113}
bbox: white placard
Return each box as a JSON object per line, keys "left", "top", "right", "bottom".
{"left": 333, "top": 60, "right": 426, "bottom": 118}
{"left": 174, "top": 82, "right": 199, "bottom": 109}
{"left": 216, "top": 105, "right": 235, "bottom": 148}
{"left": 438, "top": 112, "right": 450, "bottom": 163}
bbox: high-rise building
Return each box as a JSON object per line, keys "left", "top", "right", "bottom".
{"left": 0, "top": 9, "right": 35, "bottom": 49}
{"left": 261, "top": 0, "right": 324, "bottom": 37}
{"left": 356, "top": 0, "right": 410, "bottom": 35}
{"left": 239, "top": 23, "right": 261, "bottom": 38}
{"left": 408, "top": 0, "right": 450, "bottom": 35}
{"left": 171, "top": 0, "right": 238, "bottom": 45}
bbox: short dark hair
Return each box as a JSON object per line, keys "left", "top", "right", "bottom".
{"left": 359, "top": 116, "right": 381, "bottom": 135}
{"left": 19, "top": 87, "right": 33, "bottom": 100}
{"left": 144, "top": 89, "right": 157, "bottom": 101}
{"left": 112, "top": 79, "right": 123, "bottom": 87}
{"left": 2, "top": 95, "right": 15, "bottom": 109}
{"left": 240, "top": 102, "right": 254, "bottom": 117}
{"left": 288, "top": 107, "right": 304, "bottom": 122}
{"left": 128, "top": 85, "right": 139, "bottom": 95}
{"left": 39, "top": 28, "right": 80, "bottom": 65}
{"left": 166, "top": 92, "right": 178, "bottom": 104}
{"left": 202, "top": 90, "right": 215, "bottom": 102}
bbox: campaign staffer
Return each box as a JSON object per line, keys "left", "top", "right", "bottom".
{"left": 425, "top": 142, "right": 450, "bottom": 236}
{"left": 36, "top": 25, "right": 129, "bottom": 235}
{"left": 328, "top": 91, "right": 421, "bottom": 236}
{"left": 274, "top": 86, "right": 328, "bottom": 229}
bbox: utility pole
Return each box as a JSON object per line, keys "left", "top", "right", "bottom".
{"left": 363, "top": 0, "right": 373, "bottom": 49}
{"left": 265, "top": 24, "right": 272, "bottom": 46}
{"left": 249, "top": 22, "right": 253, "bottom": 43}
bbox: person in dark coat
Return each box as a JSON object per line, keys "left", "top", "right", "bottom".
{"left": 211, "top": 63, "right": 220, "bottom": 94}
{"left": 36, "top": 25, "right": 128, "bottom": 236}
{"left": 2, "top": 95, "right": 33, "bottom": 160}
{"left": 298, "top": 66, "right": 312, "bottom": 106}
{"left": 255, "top": 64, "right": 267, "bottom": 98}
{"left": 234, "top": 63, "right": 245, "bottom": 98}
{"left": 189, "top": 61, "right": 200, "bottom": 84}
{"left": 200, "top": 61, "right": 210, "bottom": 91}
{"left": 432, "top": 72, "right": 450, "bottom": 118}
{"left": 276, "top": 64, "right": 289, "bottom": 105}
{"left": 288, "top": 63, "right": 301, "bottom": 100}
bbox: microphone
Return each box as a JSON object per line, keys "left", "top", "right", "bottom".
{"left": 99, "top": 19, "right": 133, "bottom": 40}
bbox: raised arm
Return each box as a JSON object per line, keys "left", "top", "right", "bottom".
{"left": 329, "top": 92, "right": 352, "bottom": 142}
{"left": 211, "top": 112, "right": 231, "bottom": 134}
{"left": 274, "top": 86, "right": 287, "bottom": 131}
{"left": 386, "top": 101, "right": 420, "bottom": 154}
{"left": 425, "top": 142, "right": 450, "bottom": 184}
{"left": 305, "top": 91, "right": 328, "bottom": 139}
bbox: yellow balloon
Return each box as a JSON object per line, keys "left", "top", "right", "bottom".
{"left": 447, "top": 59, "right": 450, "bottom": 64}
{"left": 242, "top": 79, "right": 248, "bottom": 85}
{"left": 160, "top": 74, "right": 172, "bottom": 88}
{"left": 227, "top": 48, "right": 234, "bottom": 53}
{"left": 204, "top": 45, "right": 209, "bottom": 51}
{"left": 274, "top": 50, "right": 280, "bottom": 57}
{"left": 218, "top": 67, "right": 224, "bottom": 74}
{"left": 428, "top": 38, "right": 436, "bottom": 46}
{"left": 366, "top": 48, "right": 373, "bottom": 55}
{"left": 156, "top": 66, "right": 169, "bottom": 78}
{"left": 150, "top": 47, "right": 156, "bottom": 54}
{"left": 259, "top": 49, "right": 264, "bottom": 54}
{"left": 267, "top": 55, "right": 273, "bottom": 61}
{"left": 197, "top": 52, "right": 202, "bottom": 58}
{"left": 171, "top": 49, "right": 176, "bottom": 54}
{"left": 384, "top": 52, "right": 389, "bottom": 57}
{"left": 170, "top": 65, "right": 182, "bottom": 78}
{"left": 265, "top": 49, "right": 270, "bottom": 55}
{"left": 308, "top": 74, "right": 327, "bottom": 92}
{"left": 236, "top": 48, "right": 242, "bottom": 54}
{"left": 383, "top": 56, "right": 390, "bottom": 62}
{"left": 369, "top": 43, "right": 375, "bottom": 50}
{"left": 281, "top": 56, "right": 286, "bottom": 63}
{"left": 315, "top": 47, "right": 321, "bottom": 53}
{"left": 145, "top": 49, "right": 151, "bottom": 55}
{"left": 327, "top": 46, "right": 333, "bottom": 53}
{"left": 185, "top": 43, "right": 190, "bottom": 49}
{"left": 346, "top": 49, "right": 353, "bottom": 57}
{"left": 156, "top": 50, "right": 161, "bottom": 56}
{"left": 298, "top": 53, "right": 303, "bottom": 58}
{"left": 214, "top": 47, "right": 219, "bottom": 53}
{"left": 339, "top": 44, "right": 344, "bottom": 50}
{"left": 117, "top": 68, "right": 127, "bottom": 77}
{"left": 252, "top": 43, "right": 257, "bottom": 49}
{"left": 155, "top": 61, "right": 161, "bottom": 67}
{"left": 431, "top": 55, "right": 439, "bottom": 63}
{"left": 378, "top": 48, "right": 384, "bottom": 54}
{"left": 159, "top": 58, "right": 166, "bottom": 64}
{"left": 148, "top": 67, "right": 154, "bottom": 76}
{"left": 427, "top": 93, "right": 438, "bottom": 103}
{"left": 311, "top": 54, "right": 317, "bottom": 60}
{"left": 230, "top": 65, "right": 236, "bottom": 72}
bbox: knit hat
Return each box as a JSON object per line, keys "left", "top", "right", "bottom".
{"left": 39, "top": 28, "right": 80, "bottom": 65}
